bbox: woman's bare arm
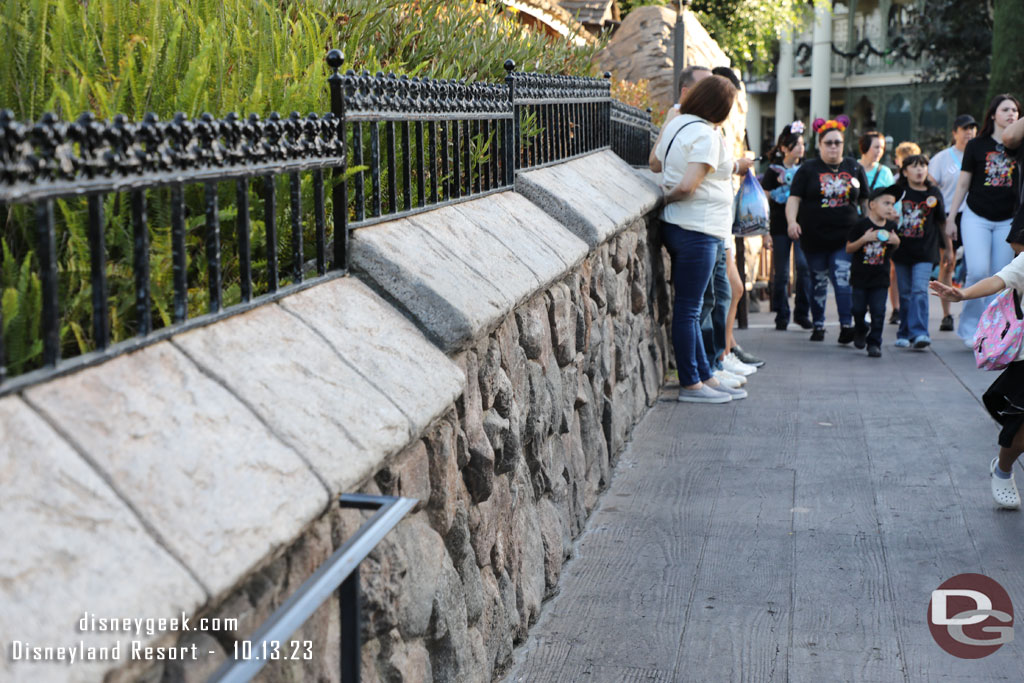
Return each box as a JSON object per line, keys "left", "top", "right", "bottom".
{"left": 663, "top": 161, "right": 712, "bottom": 203}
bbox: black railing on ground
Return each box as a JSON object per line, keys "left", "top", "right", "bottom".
{"left": 207, "top": 493, "right": 417, "bottom": 683}
{"left": 0, "top": 51, "right": 656, "bottom": 393}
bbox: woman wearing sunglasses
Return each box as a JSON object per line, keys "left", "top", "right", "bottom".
{"left": 944, "top": 94, "right": 1021, "bottom": 346}
{"left": 785, "top": 116, "right": 870, "bottom": 343}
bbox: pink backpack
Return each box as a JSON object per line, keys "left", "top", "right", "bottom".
{"left": 974, "top": 288, "right": 1024, "bottom": 370}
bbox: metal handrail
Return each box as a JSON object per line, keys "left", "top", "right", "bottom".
{"left": 207, "top": 494, "right": 417, "bottom": 683}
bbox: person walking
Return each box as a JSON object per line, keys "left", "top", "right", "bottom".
{"left": 893, "top": 154, "right": 950, "bottom": 348}
{"left": 761, "top": 122, "right": 813, "bottom": 331}
{"left": 945, "top": 94, "right": 1021, "bottom": 346}
{"left": 888, "top": 140, "right": 923, "bottom": 323}
{"left": 931, "top": 242, "right": 1024, "bottom": 509}
{"left": 929, "top": 114, "right": 979, "bottom": 331}
{"left": 655, "top": 75, "right": 747, "bottom": 403}
{"left": 847, "top": 185, "right": 902, "bottom": 357}
{"left": 786, "top": 116, "right": 869, "bottom": 343}
{"left": 858, "top": 131, "right": 895, "bottom": 195}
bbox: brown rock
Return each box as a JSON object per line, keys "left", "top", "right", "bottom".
{"left": 547, "top": 283, "right": 576, "bottom": 367}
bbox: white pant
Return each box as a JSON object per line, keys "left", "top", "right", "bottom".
{"left": 958, "top": 205, "right": 1015, "bottom": 343}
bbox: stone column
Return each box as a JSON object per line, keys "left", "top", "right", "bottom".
{"left": 775, "top": 38, "right": 795, "bottom": 132}
{"left": 809, "top": 2, "right": 833, "bottom": 124}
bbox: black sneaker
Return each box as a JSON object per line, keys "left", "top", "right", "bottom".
{"left": 810, "top": 328, "right": 826, "bottom": 341}
{"left": 939, "top": 315, "right": 954, "bottom": 331}
{"left": 838, "top": 326, "right": 856, "bottom": 344}
{"left": 889, "top": 309, "right": 900, "bottom": 325}
{"left": 732, "top": 346, "right": 765, "bottom": 367}
{"left": 794, "top": 317, "right": 814, "bottom": 330}
{"left": 853, "top": 328, "right": 867, "bottom": 349}
{"left": 867, "top": 345, "right": 882, "bottom": 357}
{"left": 775, "top": 321, "right": 788, "bottom": 331}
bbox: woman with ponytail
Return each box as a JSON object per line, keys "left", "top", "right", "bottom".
{"left": 761, "top": 121, "right": 813, "bottom": 330}
{"left": 786, "top": 116, "right": 870, "bottom": 343}
{"left": 945, "top": 94, "right": 1022, "bottom": 345}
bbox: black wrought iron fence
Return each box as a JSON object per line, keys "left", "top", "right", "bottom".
{"left": 0, "top": 50, "right": 656, "bottom": 394}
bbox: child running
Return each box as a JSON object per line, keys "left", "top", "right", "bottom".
{"left": 893, "top": 154, "right": 951, "bottom": 349}
{"left": 846, "top": 185, "right": 902, "bottom": 357}
{"left": 931, "top": 244, "right": 1024, "bottom": 508}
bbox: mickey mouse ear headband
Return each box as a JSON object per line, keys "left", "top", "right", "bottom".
{"left": 788, "top": 120, "right": 805, "bottom": 135}
{"left": 812, "top": 115, "right": 851, "bottom": 134}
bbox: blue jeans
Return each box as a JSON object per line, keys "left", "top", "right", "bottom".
{"left": 662, "top": 221, "right": 718, "bottom": 386}
{"left": 700, "top": 239, "right": 730, "bottom": 370}
{"left": 852, "top": 286, "right": 887, "bottom": 347}
{"left": 771, "top": 233, "right": 811, "bottom": 324}
{"left": 894, "top": 261, "right": 932, "bottom": 341}
{"left": 958, "top": 205, "right": 1015, "bottom": 343}
{"left": 805, "top": 247, "right": 853, "bottom": 328}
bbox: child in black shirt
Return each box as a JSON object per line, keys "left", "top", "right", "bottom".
{"left": 894, "top": 154, "right": 950, "bottom": 348}
{"left": 847, "top": 186, "right": 902, "bottom": 356}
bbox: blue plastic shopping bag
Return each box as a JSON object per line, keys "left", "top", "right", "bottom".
{"left": 732, "top": 168, "right": 770, "bottom": 237}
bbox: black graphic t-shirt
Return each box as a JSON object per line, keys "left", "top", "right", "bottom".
{"left": 848, "top": 218, "right": 898, "bottom": 289}
{"left": 963, "top": 136, "right": 1019, "bottom": 221}
{"left": 894, "top": 186, "right": 945, "bottom": 265}
{"left": 791, "top": 158, "right": 870, "bottom": 253}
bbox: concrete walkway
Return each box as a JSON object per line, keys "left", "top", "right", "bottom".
{"left": 504, "top": 300, "right": 1024, "bottom": 682}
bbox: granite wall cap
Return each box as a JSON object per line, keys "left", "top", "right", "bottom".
{"left": 352, "top": 192, "right": 588, "bottom": 353}
{"left": 515, "top": 149, "right": 661, "bottom": 248}
{"left": 24, "top": 342, "right": 328, "bottom": 599}
{"left": 0, "top": 396, "right": 205, "bottom": 683}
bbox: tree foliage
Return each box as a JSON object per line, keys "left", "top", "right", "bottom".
{"left": 906, "top": 0, "right": 992, "bottom": 113}
{"left": 988, "top": 0, "right": 1024, "bottom": 104}
{"left": 618, "top": 0, "right": 802, "bottom": 75}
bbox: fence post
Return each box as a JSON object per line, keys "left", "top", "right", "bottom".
{"left": 340, "top": 566, "right": 361, "bottom": 683}
{"left": 646, "top": 108, "right": 653, "bottom": 166}
{"left": 327, "top": 49, "right": 348, "bottom": 271}
{"left": 603, "top": 72, "right": 612, "bottom": 149}
{"left": 504, "top": 59, "right": 517, "bottom": 184}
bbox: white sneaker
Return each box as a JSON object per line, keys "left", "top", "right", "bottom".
{"left": 713, "top": 369, "right": 746, "bottom": 388}
{"left": 718, "top": 368, "right": 748, "bottom": 385}
{"left": 723, "top": 353, "right": 756, "bottom": 376}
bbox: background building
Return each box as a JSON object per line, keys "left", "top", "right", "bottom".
{"left": 747, "top": 0, "right": 952, "bottom": 161}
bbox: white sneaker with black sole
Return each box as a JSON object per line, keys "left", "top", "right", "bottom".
{"left": 723, "top": 353, "right": 756, "bottom": 376}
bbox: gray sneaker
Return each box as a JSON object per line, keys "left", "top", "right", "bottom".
{"left": 712, "top": 383, "right": 748, "bottom": 400}
{"left": 678, "top": 384, "right": 732, "bottom": 404}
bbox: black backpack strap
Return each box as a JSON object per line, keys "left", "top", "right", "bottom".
{"left": 663, "top": 119, "right": 708, "bottom": 163}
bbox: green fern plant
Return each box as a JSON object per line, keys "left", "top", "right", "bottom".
{"left": 0, "top": 0, "right": 605, "bottom": 377}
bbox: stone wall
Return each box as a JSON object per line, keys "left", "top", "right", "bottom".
{"left": 0, "top": 151, "right": 669, "bottom": 683}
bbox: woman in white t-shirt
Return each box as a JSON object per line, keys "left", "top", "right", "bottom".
{"left": 931, "top": 239, "right": 1024, "bottom": 509}
{"left": 654, "top": 75, "right": 742, "bottom": 404}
